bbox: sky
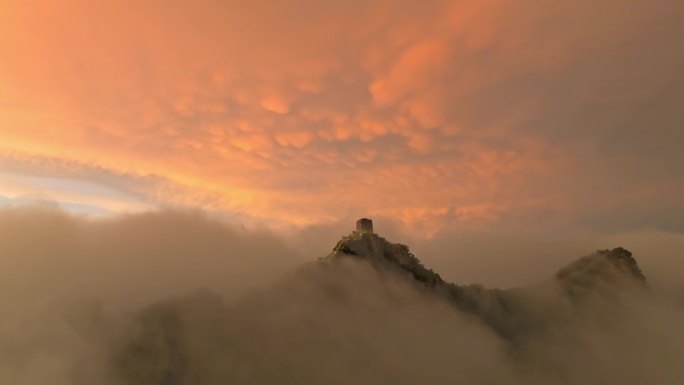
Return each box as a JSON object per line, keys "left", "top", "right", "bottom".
{"left": 1, "top": 0, "right": 683, "bottom": 235}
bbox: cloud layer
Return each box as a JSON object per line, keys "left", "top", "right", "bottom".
{"left": 0, "top": 207, "right": 682, "bottom": 384}
{"left": 1, "top": 0, "right": 683, "bottom": 232}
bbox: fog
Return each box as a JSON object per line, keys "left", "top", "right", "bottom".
{"left": 1, "top": 206, "right": 683, "bottom": 384}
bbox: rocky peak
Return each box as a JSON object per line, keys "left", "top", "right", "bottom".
{"left": 555, "top": 247, "right": 647, "bottom": 297}
{"left": 325, "top": 230, "right": 444, "bottom": 287}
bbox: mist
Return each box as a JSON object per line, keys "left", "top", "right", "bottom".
{"left": 1, "top": 206, "right": 683, "bottom": 384}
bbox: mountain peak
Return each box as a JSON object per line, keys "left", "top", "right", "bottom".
{"left": 325, "top": 219, "right": 443, "bottom": 287}
{"left": 555, "top": 247, "right": 647, "bottom": 297}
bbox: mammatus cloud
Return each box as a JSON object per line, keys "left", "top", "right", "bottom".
{"left": 0, "top": 207, "right": 682, "bottom": 384}
{"left": 1, "top": 0, "right": 682, "bottom": 232}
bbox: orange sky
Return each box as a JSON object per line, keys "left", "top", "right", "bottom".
{"left": 1, "top": 0, "right": 683, "bottom": 234}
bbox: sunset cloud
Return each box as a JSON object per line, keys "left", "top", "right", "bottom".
{"left": 0, "top": 0, "right": 682, "bottom": 233}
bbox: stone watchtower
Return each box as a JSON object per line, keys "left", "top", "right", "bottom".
{"left": 355, "top": 218, "right": 373, "bottom": 234}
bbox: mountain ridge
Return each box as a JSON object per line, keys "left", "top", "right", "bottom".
{"left": 323, "top": 228, "right": 648, "bottom": 340}
{"left": 112, "top": 225, "right": 655, "bottom": 385}
{"left": 325, "top": 230, "right": 647, "bottom": 293}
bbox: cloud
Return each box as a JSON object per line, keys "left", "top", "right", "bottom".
{"left": 0, "top": 207, "right": 307, "bottom": 312}
{"left": 0, "top": 207, "right": 682, "bottom": 384}
{"left": 0, "top": 0, "right": 682, "bottom": 233}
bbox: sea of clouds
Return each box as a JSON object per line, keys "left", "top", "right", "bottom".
{"left": 1, "top": 206, "right": 682, "bottom": 384}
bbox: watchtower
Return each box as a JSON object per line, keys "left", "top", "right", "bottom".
{"left": 356, "top": 218, "right": 373, "bottom": 234}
